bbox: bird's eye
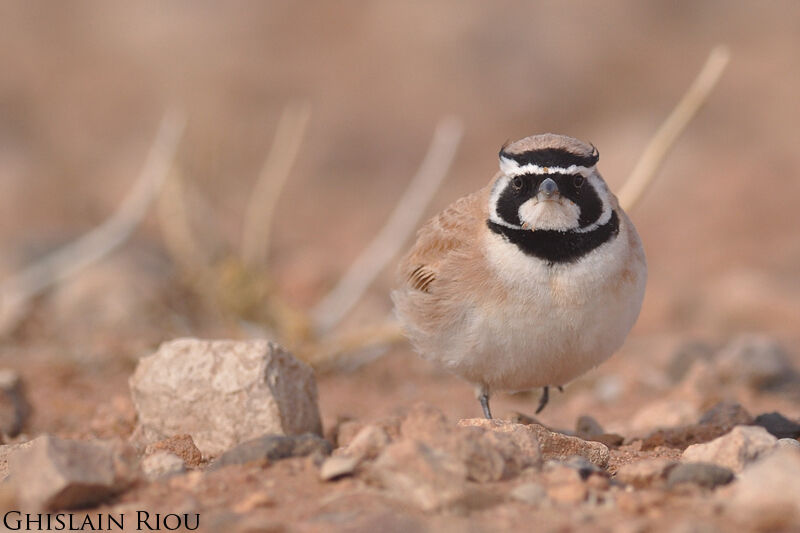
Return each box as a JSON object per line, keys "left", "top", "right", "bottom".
{"left": 511, "top": 177, "right": 523, "bottom": 190}
{"left": 573, "top": 175, "right": 585, "bottom": 188}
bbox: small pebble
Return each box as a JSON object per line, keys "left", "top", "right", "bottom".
{"left": 319, "top": 455, "right": 360, "bottom": 481}
{"left": 509, "top": 482, "right": 547, "bottom": 505}
{"left": 754, "top": 412, "right": 800, "bottom": 440}
{"left": 666, "top": 462, "right": 734, "bottom": 489}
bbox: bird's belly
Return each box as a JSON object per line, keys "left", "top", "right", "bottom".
{"left": 443, "top": 237, "right": 645, "bottom": 391}
{"left": 457, "top": 292, "right": 626, "bottom": 391}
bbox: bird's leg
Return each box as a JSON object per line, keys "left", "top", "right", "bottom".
{"left": 476, "top": 385, "right": 492, "bottom": 419}
{"left": 535, "top": 386, "right": 550, "bottom": 414}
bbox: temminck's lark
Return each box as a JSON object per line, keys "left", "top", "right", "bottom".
{"left": 393, "top": 134, "right": 646, "bottom": 418}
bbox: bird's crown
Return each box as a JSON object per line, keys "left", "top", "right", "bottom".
{"left": 499, "top": 134, "right": 598, "bottom": 177}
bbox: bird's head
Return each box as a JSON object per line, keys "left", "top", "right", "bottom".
{"left": 489, "top": 134, "right": 613, "bottom": 234}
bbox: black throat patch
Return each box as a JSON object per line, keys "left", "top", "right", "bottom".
{"left": 486, "top": 210, "right": 620, "bottom": 264}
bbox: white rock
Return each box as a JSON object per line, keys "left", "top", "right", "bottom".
{"left": 630, "top": 399, "right": 699, "bottom": 435}
{"left": 509, "top": 482, "right": 548, "bottom": 505}
{"left": 615, "top": 458, "right": 677, "bottom": 488}
{"left": 728, "top": 449, "right": 800, "bottom": 528}
{"left": 370, "top": 440, "right": 468, "bottom": 511}
{"left": 9, "top": 435, "right": 137, "bottom": 510}
{"left": 0, "top": 369, "right": 30, "bottom": 437}
{"left": 141, "top": 451, "right": 185, "bottom": 481}
{"left": 319, "top": 455, "right": 360, "bottom": 481}
{"left": 130, "top": 338, "right": 322, "bottom": 456}
{"left": 777, "top": 438, "right": 800, "bottom": 451}
{"left": 343, "top": 425, "right": 390, "bottom": 460}
{"left": 715, "top": 334, "right": 795, "bottom": 390}
{"left": 682, "top": 425, "right": 777, "bottom": 472}
{"left": 0, "top": 440, "right": 34, "bottom": 482}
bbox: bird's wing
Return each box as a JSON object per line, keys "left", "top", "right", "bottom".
{"left": 398, "top": 183, "right": 492, "bottom": 294}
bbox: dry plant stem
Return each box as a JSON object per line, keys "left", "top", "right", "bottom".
{"left": 0, "top": 110, "right": 186, "bottom": 335}
{"left": 157, "top": 167, "right": 210, "bottom": 274}
{"left": 241, "top": 102, "right": 312, "bottom": 268}
{"left": 309, "top": 317, "right": 404, "bottom": 370}
{"left": 617, "top": 45, "right": 730, "bottom": 211}
{"left": 311, "top": 116, "right": 464, "bottom": 335}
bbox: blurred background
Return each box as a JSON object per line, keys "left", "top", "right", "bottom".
{"left": 1, "top": 1, "right": 799, "bottom": 434}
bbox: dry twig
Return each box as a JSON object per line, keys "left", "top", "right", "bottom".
{"left": 618, "top": 45, "right": 730, "bottom": 211}
{"left": 241, "top": 102, "right": 312, "bottom": 269}
{"left": 157, "top": 167, "right": 210, "bottom": 274}
{"left": 0, "top": 110, "right": 185, "bottom": 335}
{"left": 310, "top": 116, "right": 464, "bottom": 335}
{"left": 306, "top": 316, "right": 404, "bottom": 371}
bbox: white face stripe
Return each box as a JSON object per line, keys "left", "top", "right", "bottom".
{"left": 499, "top": 156, "right": 595, "bottom": 178}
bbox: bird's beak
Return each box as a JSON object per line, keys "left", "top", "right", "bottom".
{"left": 537, "top": 177, "right": 559, "bottom": 200}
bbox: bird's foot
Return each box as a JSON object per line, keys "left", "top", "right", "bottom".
{"left": 479, "top": 392, "right": 492, "bottom": 419}
{"left": 535, "top": 386, "right": 550, "bottom": 414}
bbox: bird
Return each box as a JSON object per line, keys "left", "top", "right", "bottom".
{"left": 392, "top": 133, "right": 646, "bottom": 419}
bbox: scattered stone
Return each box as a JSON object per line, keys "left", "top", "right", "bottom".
{"left": 0, "top": 440, "right": 34, "bottom": 482}
{"left": 509, "top": 482, "right": 547, "bottom": 505}
{"left": 508, "top": 412, "right": 543, "bottom": 426}
{"left": 399, "top": 407, "right": 540, "bottom": 482}
{"left": 777, "top": 438, "right": 800, "bottom": 451}
{"left": 466, "top": 422, "right": 542, "bottom": 468}
{"left": 141, "top": 451, "right": 185, "bottom": 481}
{"left": 232, "top": 491, "right": 275, "bottom": 512}
{"left": 130, "top": 338, "right": 322, "bottom": 456}
{"left": 334, "top": 420, "right": 364, "bottom": 448}
{"left": 335, "top": 417, "right": 401, "bottom": 448}
{"left": 400, "top": 403, "right": 450, "bottom": 441}
{"left": 576, "top": 415, "right": 604, "bottom": 440}
{"left": 8, "top": 435, "right": 137, "bottom": 510}
{"left": 369, "top": 440, "right": 468, "bottom": 512}
{"left": 682, "top": 425, "right": 778, "bottom": 472}
{"left": 753, "top": 412, "right": 800, "bottom": 439}
{"left": 561, "top": 455, "right": 603, "bottom": 480}
{"left": 640, "top": 404, "right": 754, "bottom": 451}
{"left": 698, "top": 401, "right": 753, "bottom": 428}
{"left": 630, "top": 399, "right": 699, "bottom": 435}
{"left": 0, "top": 369, "right": 30, "bottom": 437}
{"left": 460, "top": 419, "right": 606, "bottom": 468}
{"left": 675, "top": 359, "right": 725, "bottom": 410}
{"left": 454, "top": 429, "right": 508, "bottom": 482}
{"left": 320, "top": 455, "right": 360, "bottom": 481}
{"left": 210, "top": 433, "right": 332, "bottom": 470}
{"left": 728, "top": 449, "right": 800, "bottom": 529}
{"left": 615, "top": 458, "right": 677, "bottom": 489}
{"left": 666, "top": 462, "right": 734, "bottom": 489}
{"left": 543, "top": 462, "right": 588, "bottom": 504}
{"left": 575, "top": 417, "right": 624, "bottom": 448}
{"left": 667, "top": 340, "right": 715, "bottom": 383}
{"left": 342, "top": 425, "right": 390, "bottom": 460}
{"left": 145, "top": 434, "right": 203, "bottom": 467}
{"left": 715, "top": 334, "right": 797, "bottom": 390}
{"left": 592, "top": 433, "right": 626, "bottom": 448}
